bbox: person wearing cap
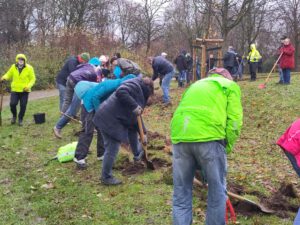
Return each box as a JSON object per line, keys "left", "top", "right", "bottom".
{"left": 53, "top": 57, "right": 101, "bottom": 138}
{"left": 171, "top": 68, "right": 243, "bottom": 225}
{"left": 149, "top": 56, "right": 175, "bottom": 105}
{"left": 55, "top": 53, "right": 90, "bottom": 111}
{"left": 161, "top": 52, "right": 168, "bottom": 58}
{"left": 0, "top": 54, "right": 36, "bottom": 126}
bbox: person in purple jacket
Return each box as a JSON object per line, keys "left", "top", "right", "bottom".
{"left": 53, "top": 57, "right": 101, "bottom": 139}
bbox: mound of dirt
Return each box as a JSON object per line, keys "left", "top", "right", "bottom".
{"left": 152, "top": 158, "right": 171, "bottom": 168}
{"left": 279, "top": 182, "right": 298, "bottom": 198}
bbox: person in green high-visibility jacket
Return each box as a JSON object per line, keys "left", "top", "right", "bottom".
{"left": 247, "top": 43, "right": 262, "bottom": 81}
{"left": 0, "top": 54, "right": 36, "bottom": 126}
{"left": 171, "top": 68, "right": 243, "bottom": 225}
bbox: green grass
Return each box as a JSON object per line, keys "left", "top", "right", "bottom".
{"left": 1, "top": 74, "right": 300, "bottom": 224}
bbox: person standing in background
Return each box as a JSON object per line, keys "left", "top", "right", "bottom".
{"left": 247, "top": 44, "right": 262, "bottom": 81}
{"left": 279, "top": 38, "right": 295, "bottom": 85}
{"left": 0, "top": 54, "right": 36, "bottom": 126}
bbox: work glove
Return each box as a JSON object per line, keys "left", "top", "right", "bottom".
{"left": 142, "top": 134, "right": 148, "bottom": 145}
{"left": 133, "top": 105, "right": 143, "bottom": 115}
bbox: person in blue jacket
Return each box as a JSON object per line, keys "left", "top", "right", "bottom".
{"left": 73, "top": 75, "right": 136, "bottom": 169}
{"left": 149, "top": 56, "right": 174, "bottom": 105}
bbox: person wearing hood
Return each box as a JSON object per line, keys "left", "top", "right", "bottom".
{"left": 55, "top": 52, "right": 90, "bottom": 111}
{"left": 53, "top": 57, "right": 101, "bottom": 139}
{"left": 0, "top": 54, "right": 36, "bottom": 126}
{"left": 223, "top": 46, "right": 237, "bottom": 75}
{"left": 279, "top": 38, "right": 295, "bottom": 84}
{"left": 93, "top": 77, "right": 154, "bottom": 185}
{"left": 73, "top": 74, "right": 136, "bottom": 169}
{"left": 174, "top": 50, "right": 188, "bottom": 87}
{"left": 247, "top": 44, "right": 262, "bottom": 81}
{"left": 171, "top": 68, "right": 243, "bottom": 225}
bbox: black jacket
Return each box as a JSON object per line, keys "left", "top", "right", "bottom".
{"left": 56, "top": 56, "right": 80, "bottom": 86}
{"left": 152, "top": 56, "right": 174, "bottom": 81}
{"left": 93, "top": 78, "right": 152, "bottom": 142}
{"left": 174, "top": 54, "right": 188, "bottom": 71}
{"left": 223, "top": 51, "right": 237, "bottom": 68}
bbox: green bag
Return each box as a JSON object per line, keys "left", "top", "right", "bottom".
{"left": 56, "top": 142, "right": 78, "bottom": 163}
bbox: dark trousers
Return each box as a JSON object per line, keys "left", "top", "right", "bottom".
{"left": 10, "top": 92, "right": 29, "bottom": 120}
{"left": 75, "top": 106, "right": 105, "bottom": 160}
{"left": 249, "top": 62, "right": 258, "bottom": 80}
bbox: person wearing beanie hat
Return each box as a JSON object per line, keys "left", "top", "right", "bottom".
{"left": 78, "top": 52, "right": 90, "bottom": 63}
{"left": 55, "top": 52, "right": 90, "bottom": 111}
{"left": 171, "top": 67, "right": 242, "bottom": 225}
{"left": 89, "top": 57, "right": 101, "bottom": 67}
{"left": 53, "top": 59, "right": 101, "bottom": 139}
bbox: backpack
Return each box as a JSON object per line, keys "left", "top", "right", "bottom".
{"left": 118, "top": 58, "right": 141, "bottom": 75}
{"left": 56, "top": 142, "right": 78, "bottom": 162}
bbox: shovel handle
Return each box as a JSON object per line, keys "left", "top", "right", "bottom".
{"left": 264, "top": 53, "right": 283, "bottom": 84}
{"left": 60, "top": 112, "right": 82, "bottom": 124}
{"left": 137, "top": 115, "right": 145, "bottom": 143}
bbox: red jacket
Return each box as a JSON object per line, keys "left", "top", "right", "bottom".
{"left": 279, "top": 43, "right": 295, "bottom": 69}
{"left": 277, "top": 119, "right": 300, "bottom": 167}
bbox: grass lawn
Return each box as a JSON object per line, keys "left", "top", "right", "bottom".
{"left": 1, "top": 74, "right": 300, "bottom": 224}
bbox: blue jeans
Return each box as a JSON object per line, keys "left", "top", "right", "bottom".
{"left": 178, "top": 70, "right": 186, "bottom": 87}
{"left": 55, "top": 94, "right": 81, "bottom": 129}
{"left": 56, "top": 82, "right": 66, "bottom": 111}
{"left": 173, "top": 142, "right": 227, "bottom": 225}
{"left": 278, "top": 67, "right": 283, "bottom": 82}
{"left": 282, "top": 68, "right": 291, "bottom": 84}
{"left": 101, "top": 130, "right": 143, "bottom": 180}
{"left": 284, "top": 151, "right": 300, "bottom": 177}
{"left": 294, "top": 208, "right": 300, "bottom": 224}
{"left": 161, "top": 70, "right": 174, "bottom": 103}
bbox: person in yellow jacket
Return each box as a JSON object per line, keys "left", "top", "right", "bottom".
{"left": 0, "top": 54, "right": 36, "bottom": 126}
{"left": 247, "top": 44, "right": 262, "bottom": 81}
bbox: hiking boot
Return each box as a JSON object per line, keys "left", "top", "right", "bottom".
{"left": 11, "top": 117, "right": 16, "bottom": 125}
{"left": 53, "top": 126, "right": 62, "bottom": 139}
{"left": 18, "top": 119, "right": 23, "bottom": 126}
{"left": 101, "top": 177, "right": 122, "bottom": 186}
{"left": 74, "top": 158, "right": 87, "bottom": 170}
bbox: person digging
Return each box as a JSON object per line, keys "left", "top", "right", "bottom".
{"left": 170, "top": 68, "right": 243, "bottom": 225}
{"left": 93, "top": 77, "right": 154, "bottom": 185}
{"left": 0, "top": 54, "right": 36, "bottom": 126}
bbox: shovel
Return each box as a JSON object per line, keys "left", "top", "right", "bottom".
{"left": 193, "top": 178, "right": 274, "bottom": 214}
{"left": 0, "top": 82, "right": 5, "bottom": 126}
{"left": 137, "top": 115, "right": 155, "bottom": 170}
{"left": 60, "top": 112, "right": 82, "bottom": 124}
{"left": 258, "top": 53, "right": 283, "bottom": 89}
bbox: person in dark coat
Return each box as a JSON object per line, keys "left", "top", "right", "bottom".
{"left": 94, "top": 77, "right": 154, "bottom": 185}
{"left": 150, "top": 56, "right": 175, "bottom": 104}
{"left": 55, "top": 53, "right": 90, "bottom": 111}
{"left": 174, "top": 50, "right": 188, "bottom": 87}
{"left": 186, "top": 53, "right": 193, "bottom": 84}
{"left": 206, "top": 54, "right": 216, "bottom": 71}
{"left": 279, "top": 38, "right": 295, "bottom": 84}
{"left": 223, "top": 46, "right": 237, "bottom": 75}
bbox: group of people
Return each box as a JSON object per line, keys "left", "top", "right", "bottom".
{"left": 1, "top": 42, "right": 299, "bottom": 224}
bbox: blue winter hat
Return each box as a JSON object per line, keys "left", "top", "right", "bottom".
{"left": 89, "top": 57, "right": 101, "bottom": 66}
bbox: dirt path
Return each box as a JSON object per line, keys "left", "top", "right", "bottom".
{"left": 2, "top": 89, "right": 58, "bottom": 108}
